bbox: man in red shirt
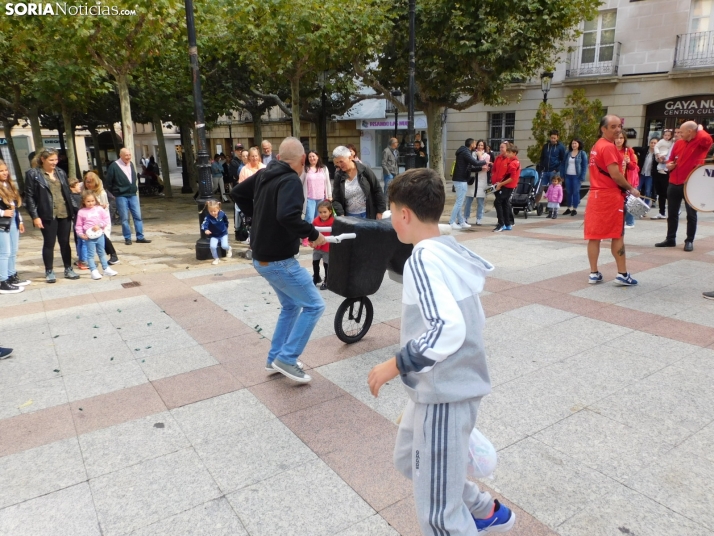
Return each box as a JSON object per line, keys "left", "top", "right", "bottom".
{"left": 493, "top": 143, "right": 520, "bottom": 232}
{"left": 655, "top": 121, "right": 713, "bottom": 252}
{"left": 584, "top": 115, "right": 641, "bottom": 286}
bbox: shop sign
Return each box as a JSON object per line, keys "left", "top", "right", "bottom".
{"left": 357, "top": 117, "right": 428, "bottom": 130}
{"left": 0, "top": 139, "right": 7, "bottom": 146}
{"left": 647, "top": 96, "right": 714, "bottom": 117}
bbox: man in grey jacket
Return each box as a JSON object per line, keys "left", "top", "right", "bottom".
{"left": 381, "top": 138, "right": 399, "bottom": 194}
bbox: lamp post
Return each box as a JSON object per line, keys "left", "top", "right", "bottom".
{"left": 391, "top": 90, "right": 402, "bottom": 140}
{"left": 184, "top": 0, "right": 217, "bottom": 260}
{"left": 405, "top": 0, "right": 416, "bottom": 170}
{"left": 540, "top": 71, "right": 554, "bottom": 104}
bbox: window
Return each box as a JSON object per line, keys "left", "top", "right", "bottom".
{"left": 489, "top": 112, "right": 515, "bottom": 149}
{"left": 581, "top": 11, "right": 617, "bottom": 64}
{"left": 690, "top": 0, "right": 713, "bottom": 32}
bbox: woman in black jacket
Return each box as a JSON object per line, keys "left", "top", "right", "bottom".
{"left": 24, "top": 147, "right": 79, "bottom": 283}
{"left": 331, "top": 146, "right": 386, "bottom": 219}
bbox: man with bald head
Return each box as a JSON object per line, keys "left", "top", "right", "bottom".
{"left": 584, "top": 115, "right": 640, "bottom": 286}
{"left": 233, "top": 137, "right": 326, "bottom": 384}
{"left": 655, "top": 121, "right": 713, "bottom": 251}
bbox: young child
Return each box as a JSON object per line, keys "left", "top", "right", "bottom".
{"left": 75, "top": 191, "right": 118, "bottom": 280}
{"left": 368, "top": 168, "right": 514, "bottom": 535}
{"left": 201, "top": 200, "right": 232, "bottom": 265}
{"left": 69, "top": 178, "right": 88, "bottom": 270}
{"left": 82, "top": 172, "right": 119, "bottom": 266}
{"left": 545, "top": 175, "right": 564, "bottom": 219}
{"left": 311, "top": 200, "right": 333, "bottom": 290}
{"left": 0, "top": 160, "right": 29, "bottom": 294}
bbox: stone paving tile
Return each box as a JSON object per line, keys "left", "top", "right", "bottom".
{"left": 249, "top": 370, "right": 346, "bottom": 417}
{"left": 78, "top": 411, "right": 190, "bottom": 479}
{"left": 63, "top": 360, "right": 148, "bottom": 402}
{"left": 227, "top": 458, "right": 375, "bottom": 536}
{"left": 0, "top": 404, "right": 76, "bottom": 458}
{"left": 138, "top": 345, "right": 218, "bottom": 381}
{"left": 90, "top": 448, "right": 222, "bottom": 536}
{"left": 0, "top": 377, "right": 68, "bottom": 419}
{"left": 0, "top": 350, "right": 60, "bottom": 391}
{"left": 378, "top": 496, "right": 422, "bottom": 536}
{"left": 0, "top": 437, "right": 87, "bottom": 509}
{"left": 152, "top": 365, "right": 243, "bottom": 409}
{"left": 129, "top": 497, "right": 247, "bottom": 536}
{"left": 0, "top": 483, "right": 101, "bottom": 536}
{"left": 335, "top": 514, "right": 399, "bottom": 535}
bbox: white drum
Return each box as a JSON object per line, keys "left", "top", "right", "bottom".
{"left": 625, "top": 194, "right": 650, "bottom": 218}
{"left": 684, "top": 164, "right": 714, "bottom": 212}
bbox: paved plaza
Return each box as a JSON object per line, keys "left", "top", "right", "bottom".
{"left": 1, "top": 190, "right": 714, "bottom": 536}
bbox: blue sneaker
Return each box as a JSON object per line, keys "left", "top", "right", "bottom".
{"left": 615, "top": 273, "right": 638, "bottom": 286}
{"left": 503, "top": 225, "right": 513, "bottom": 231}
{"left": 588, "top": 271, "right": 603, "bottom": 284}
{"left": 475, "top": 500, "right": 515, "bottom": 533}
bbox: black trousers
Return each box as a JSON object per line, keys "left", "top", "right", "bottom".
{"left": 41, "top": 217, "right": 73, "bottom": 271}
{"left": 653, "top": 171, "right": 669, "bottom": 216}
{"left": 666, "top": 183, "right": 697, "bottom": 243}
{"left": 104, "top": 235, "right": 116, "bottom": 256}
{"left": 494, "top": 188, "right": 514, "bottom": 226}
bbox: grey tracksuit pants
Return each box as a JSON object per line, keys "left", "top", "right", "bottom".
{"left": 394, "top": 398, "right": 493, "bottom": 536}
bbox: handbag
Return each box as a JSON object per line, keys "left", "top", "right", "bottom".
{"left": 0, "top": 217, "right": 10, "bottom": 232}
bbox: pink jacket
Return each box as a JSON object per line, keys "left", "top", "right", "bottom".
{"left": 544, "top": 183, "right": 563, "bottom": 204}
{"left": 75, "top": 205, "right": 110, "bottom": 236}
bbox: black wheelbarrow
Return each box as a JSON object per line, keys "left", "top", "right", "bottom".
{"left": 316, "top": 217, "right": 413, "bottom": 344}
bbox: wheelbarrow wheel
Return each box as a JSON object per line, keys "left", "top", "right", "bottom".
{"left": 335, "top": 297, "right": 374, "bottom": 344}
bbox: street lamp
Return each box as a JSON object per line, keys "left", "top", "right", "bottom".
{"left": 405, "top": 0, "right": 416, "bottom": 170}
{"left": 391, "top": 90, "right": 402, "bottom": 139}
{"left": 184, "top": 0, "right": 217, "bottom": 260}
{"left": 540, "top": 71, "right": 554, "bottom": 104}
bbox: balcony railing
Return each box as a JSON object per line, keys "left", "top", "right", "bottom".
{"left": 674, "top": 31, "right": 714, "bottom": 69}
{"left": 565, "top": 42, "right": 621, "bottom": 78}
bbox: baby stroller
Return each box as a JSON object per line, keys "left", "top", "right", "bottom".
{"left": 511, "top": 166, "right": 543, "bottom": 219}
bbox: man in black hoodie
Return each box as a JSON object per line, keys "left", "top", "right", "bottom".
{"left": 233, "top": 137, "right": 326, "bottom": 384}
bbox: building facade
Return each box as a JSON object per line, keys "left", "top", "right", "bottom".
{"left": 446, "top": 0, "right": 714, "bottom": 168}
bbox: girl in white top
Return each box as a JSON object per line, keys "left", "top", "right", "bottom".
{"left": 464, "top": 140, "right": 491, "bottom": 225}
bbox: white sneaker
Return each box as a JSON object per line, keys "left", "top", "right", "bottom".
{"left": 476, "top": 219, "right": 482, "bottom": 226}
{"left": 450, "top": 223, "right": 461, "bottom": 230}
{"left": 460, "top": 222, "right": 472, "bottom": 229}
{"left": 245, "top": 237, "right": 250, "bottom": 245}
{"left": 212, "top": 259, "right": 220, "bottom": 265}
{"left": 91, "top": 269, "right": 102, "bottom": 280}
{"left": 625, "top": 224, "right": 634, "bottom": 229}
{"left": 226, "top": 247, "right": 233, "bottom": 258}
{"left": 104, "top": 267, "right": 118, "bottom": 276}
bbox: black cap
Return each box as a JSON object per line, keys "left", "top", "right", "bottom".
{"left": 235, "top": 144, "right": 244, "bottom": 150}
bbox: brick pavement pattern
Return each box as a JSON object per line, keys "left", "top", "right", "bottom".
{"left": 1, "top": 192, "right": 714, "bottom": 535}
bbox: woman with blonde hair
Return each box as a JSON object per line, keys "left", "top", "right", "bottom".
{"left": 83, "top": 172, "right": 119, "bottom": 265}
{"left": 25, "top": 147, "right": 79, "bottom": 283}
{"left": 0, "top": 160, "right": 29, "bottom": 293}
{"left": 238, "top": 147, "right": 266, "bottom": 183}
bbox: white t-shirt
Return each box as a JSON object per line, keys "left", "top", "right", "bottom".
{"left": 566, "top": 154, "right": 577, "bottom": 176}
{"left": 345, "top": 176, "right": 367, "bottom": 215}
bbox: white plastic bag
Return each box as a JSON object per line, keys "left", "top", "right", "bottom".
{"left": 467, "top": 427, "right": 497, "bottom": 479}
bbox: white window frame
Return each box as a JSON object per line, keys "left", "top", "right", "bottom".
{"left": 580, "top": 10, "right": 618, "bottom": 66}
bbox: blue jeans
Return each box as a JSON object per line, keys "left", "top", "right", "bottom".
{"left": 347, "top": 212, "right": 367, "bottom": 218}
{"left": 639, "top": 175, "right": 653, "bottom": 206}
{"left": 464, "top": 196, "right": 474, "bottom": 220}
{"left": 564, "top": 175, "right": 581, "bottom": 208}
{"left": 209, "top": 234, "right": 230, "bottom": 258}
{"left": 383, "top": 173, "right": 394, "bottom": 195}
{"left": 115, "top": 195, "right": 145, "bottom": 241}
{"left": 76, "top": 237, "right": 87, "bottom": 262}
{"left": 625, "top": 211, "right": 635, "bottom": 226}
{"left": 253, "top": 257, "right": 325, "bottom": 366}
{"left": 86, "top": 234, "right": 108, "bottom": 271}
{"left": 0, "top": 218, "right": 19, "bottom": 281}
{"left": 450, "top": 181, "right": 467, "bottom": 224}
{"left": 463, "top": 196, "right": 485, "bottom": 221}
{"left": 304, "top": 198, "right": 319, "bottom": 223}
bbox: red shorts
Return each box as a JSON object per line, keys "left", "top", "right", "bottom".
{"left": 584, "top": 189, "right": 626, "bottom": 240}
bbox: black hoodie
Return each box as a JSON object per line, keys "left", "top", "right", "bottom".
{"left": 232, "top": 160, "right": 319, "bottom": 262}
{"left": 452, "top": 145, "right": 487, "bottom": 182}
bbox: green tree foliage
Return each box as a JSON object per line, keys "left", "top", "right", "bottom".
{"left": 527, "top": 89, "right": 605, "bottom": 163}
{"left": 362, "top": 0, "right": 600, "bottom": 178}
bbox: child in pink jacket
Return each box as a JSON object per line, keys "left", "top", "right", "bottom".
{"left": 545, "top": 175, "right": 564, "bottom": 219}
{"left": 75, "top": 192, "right": 118, "bottom": 280}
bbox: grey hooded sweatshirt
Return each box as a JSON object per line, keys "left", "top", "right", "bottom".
{"left": 396, "top": 236, "right": 493, "bottom": 404}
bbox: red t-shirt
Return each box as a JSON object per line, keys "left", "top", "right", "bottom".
{"left": 668, "top": 130, "right": 714, "bottom": 185}
{"left": 503, "top": 158, "right": 520, "bottom": 189}
{"left": 312, "top": 215, "right": 333, "bottom": 252}
{"left": 589, "top": 138, "right": 623, "bottom": 190}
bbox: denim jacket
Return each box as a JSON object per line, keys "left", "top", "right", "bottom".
{"left": 560, "top": 150, "right": 588, "bottom": 182}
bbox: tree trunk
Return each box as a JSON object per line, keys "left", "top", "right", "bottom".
{"left": 181, "top": 120, "right": 197, "bottom": 191}
{"left": 28, "top": 105, "right": 43, "bottom": 151}
{"left": 290, "top": 76, "right": 301, "bottom": 139}
{"left": 424, "top": 103, "right": 446, "bottom": 181}
{"left": 115, "top": 73, "right": 135, "bottom": 166}
{"left": 251, "top": 110, "right": 263, "bottom": 147}
{"left": 88, "top": 127, "right": 104, "bottom": 180}
{"left": 60, "top": 104, "right": 77, "bottom": 180}
{"left": 71, "top": 120, "right": 81, "bottom": 177}
{"left": 109, "top": 126, "right": 122, "bottom": 156}
{"left": 3, "top": 118, "right": 24, "bottom": 191}
{"left": 152, "top": 115, "right": 172, "bottom": 198}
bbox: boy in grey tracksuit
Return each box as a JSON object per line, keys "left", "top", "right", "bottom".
{"left": 369, "top": 168, "right": 515, "bottom": 535}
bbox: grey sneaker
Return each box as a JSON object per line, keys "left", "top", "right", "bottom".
{"left": 266, "top": 360, "right": 304, "bottom": 373}
{"left": 703, "top": 291, "right": 714, "bottom": 300}
{"left": 64, "top": 267, "right": 80, "bottom": 280}
{"left": 271, "top": 359, "right": 311, "bottom": 383}
{"left": 46, "top": 270, "right": 56, "bottom": 284}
